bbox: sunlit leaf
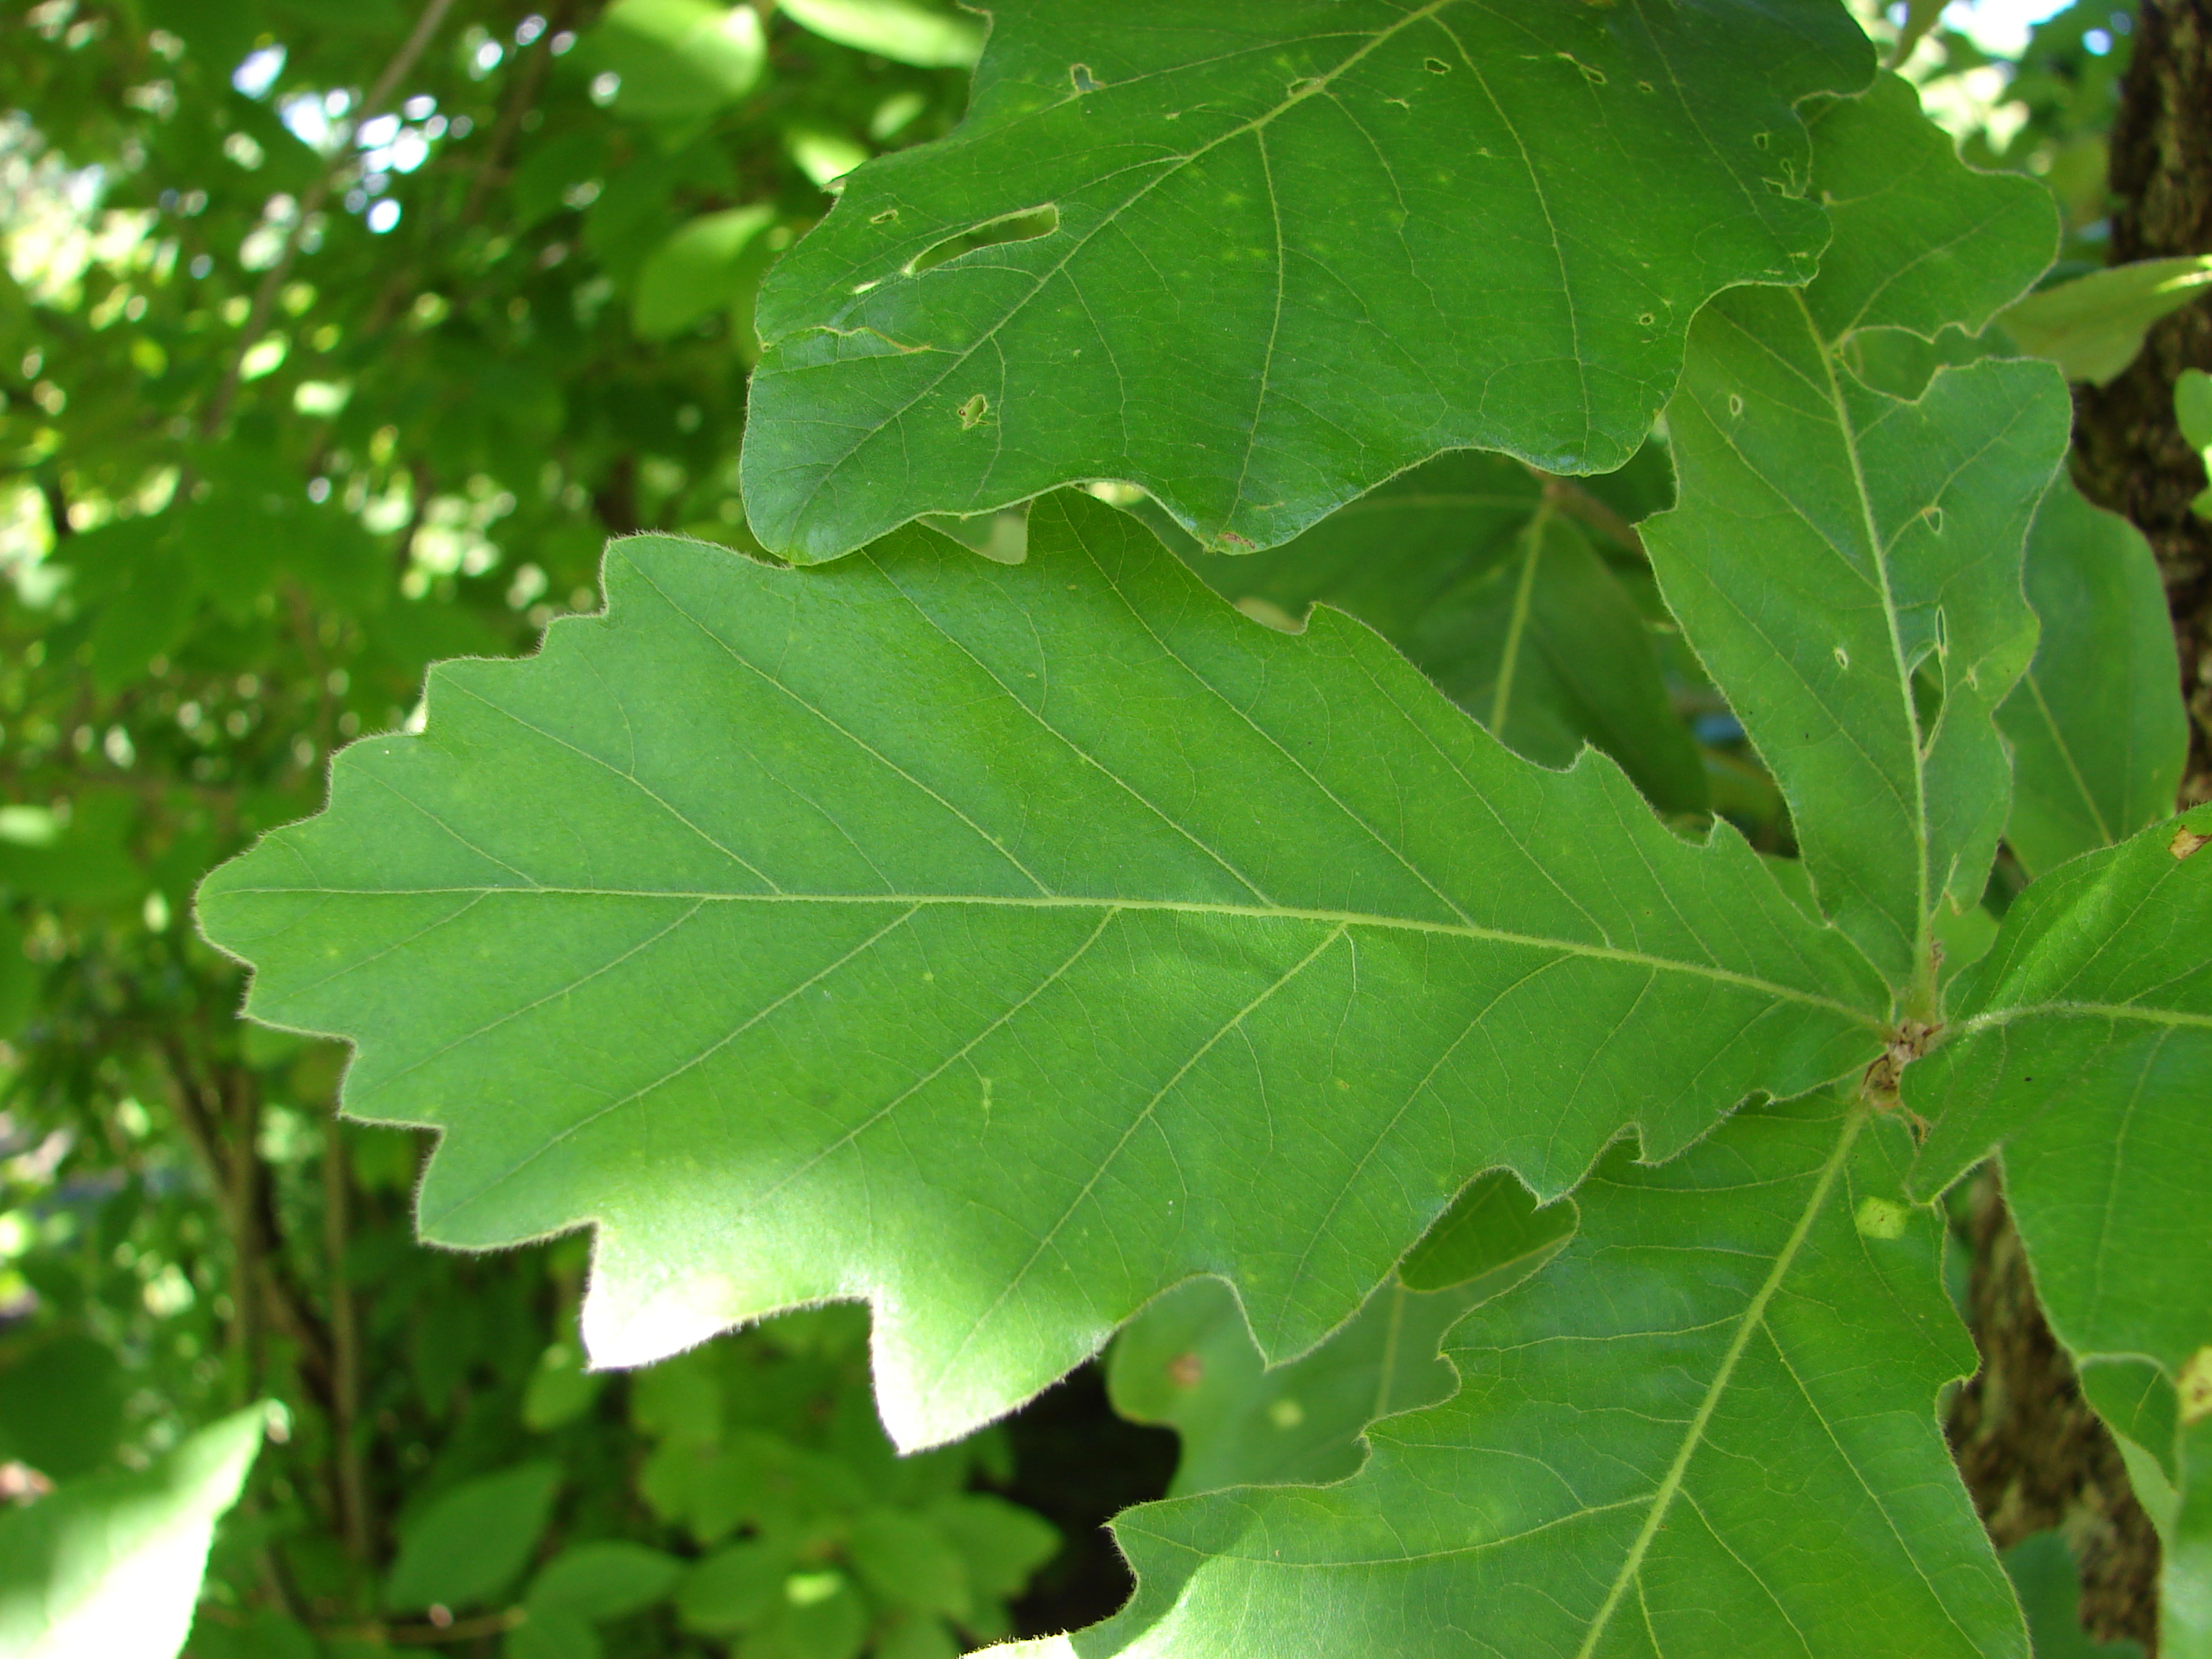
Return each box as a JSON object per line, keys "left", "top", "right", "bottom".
{"left": 740, "top": 0, "right": 1873, "bottom": 560}
{"left": 0, "top": 1407, "right": 263, "bottom": 1659}
{"left": 1997, "top": 255, "right": 2212, "bottom": 386}
{"left": 199, "top": 489, "right": 1884, "bottom": 1449}
{"left": 778, "top": 0, "right": 985, "bottom": 69}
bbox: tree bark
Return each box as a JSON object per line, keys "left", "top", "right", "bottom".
{"left": 1946, "top": 1177, "right": 2163, "bottom": 1647}
{"left": 2071, "top": 0, "right": 2212, "bottom": 801}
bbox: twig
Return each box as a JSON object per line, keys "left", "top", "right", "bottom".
{"left": 1532, "top": 471, "right": 1646, "bottom": 558}
{"left": 199, "top": 0, "right": 459, "bottom": 441}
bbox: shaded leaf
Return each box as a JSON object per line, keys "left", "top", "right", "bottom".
{"left": 1997, "top": 479, "right": 2187, "bottom": 878}
{"left": 1108, "top": 1175, "right": 1566, "bottom": 1496}
{"left": 200, "top": 489, "right": 1884, "bottom": 1449}
{"left": 385, "top": 1462, "right": 562, "bottom": 1613}
{"left": 524, "top": 1540, "right": 682, "bottom": 1621}
{"left": 740, "top": 0, "right": 1873, "bottom": 560}
{"left": 991, "top": 1099, "right": 2022, "bottom": 1659}
{"left": 1188, "top": 451, "right": 1707, "bottom": 812}
{"left": 1645, "top": 75, "right": 2067, "bottom": 988}
{"left": 2001, "top": 1533, "right": 2144, "bottom": 1659}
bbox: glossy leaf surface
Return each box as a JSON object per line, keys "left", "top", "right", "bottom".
{"left": 199, "top": 491, "right": 1884, "bottom": 1449}
{"left": 1645, "top": 77, "right": 2067, "bottom": 987}
{"left": 739, "top": 0, "right": 1874, "bottom": 561}
{"left": 993, "top": 1100, "right": 2022, "bottom": 1659}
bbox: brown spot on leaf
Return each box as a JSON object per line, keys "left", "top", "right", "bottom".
{"left": 2171, "top": 825, "right": 2208, "bottom": 859}
{"left": 1168, "top": 1351, "right": 1203, "bottom": 1390}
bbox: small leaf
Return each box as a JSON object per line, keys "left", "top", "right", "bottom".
{"left": 1997, "top": 479, "right": 2188, "bottom": 877}
{"left": 739, "top": 0, "right": 1873, "bottom": 560}
{"left": 0, "top": 1406, "right": 262, "bottom": 1659}
{"left": 200, "top": 491, "right": 1886, "bottom": 1448}
{"left": 632, "top": 206, "right": 776, "bottom": 341}
{"left": 1646, "top": 75, "right": 2067, "bottom": 988}
{"left": 929, "top": 1493, "right": 1059, "bottom": 1601}
{"left": 1998, "top": 255, "right": 2212, "bottom": 386}
{"left": 991, "top": 1100, "right": 2023, "bottom": 1658}
{"left": 0, "top": 1333, "right": 127, "bottom": 1480}
{"left": 384, "top": 1462, "right": 562, "bottom": 1613}
{"left": 504, "top": 1605, "right": 600, "bottom": 1659}
{"left": 847, "top": 1507, "right": 971, "bottom": 1618}
{"left": 2001, "top": 1533, "right": 2144, "bottom": 1659}
{"left": 525, "top": 1540, "right": 682, "bottom": 1621}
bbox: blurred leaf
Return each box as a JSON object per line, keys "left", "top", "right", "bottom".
{"left": 778, "top": 0, "right": 984, "bottom": 68}
{"left": 524, "top": 1540, "right": 682, "bottom": 1621}
{"left": 0, "top": 911, "right": 31, "bottom": 1040}
{"left": 1998, "top": 479, "right": 2188, "bottom": 877}
{"left": 753, "top": 1570, "right": 868, "bottom": 1659}
{"left": 384, "top": 1462, "right": 562, "bottom": 1613}
{"left": 1108, "top": 1178, "right": 1567, "bottom": 1498}
{"left": 1397, "top": 1167, "right": 1574, "bottom": 1293}
{"left": 1999, "top": 255, "right": 2212, "bottom": 385}
{"left": 927, "top": 1494, "right": 1057, "bottom": 1601}
{"left": 0, "top": 1406, "right": 262, "bottom": 1659}
{"left": 504, "top": 1603, "right": 599, "bottom": 1659}
{"left": 632, "top": 207, "right": 776, "bottom": 342}
{"left": 675, "top": 1540, "right": 793, "bottom": 1634}
{"left": 2180, "top": 369, "right": 2212, "bottom": 519}
{"left": 521, "top": 1341, "right": 606, "bottom": 1433}
{"left": 588, "top": 0, "right": 767, "bottom": 125}
{"left": 847, "top": 1507, "right": 970, "bottom": 1619}
{"left": 0, "top": 1334, "right": 127, "bottom": 1481}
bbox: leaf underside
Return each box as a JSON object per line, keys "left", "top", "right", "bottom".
{"left": 198, "top": 490, "right": 1884, "bottom": 1449}
{"left": 741, "top": 0, "right": 1873, "bottom": 561}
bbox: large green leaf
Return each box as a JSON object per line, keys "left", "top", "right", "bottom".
{"left": 1907, "top": 805, "right": 2212, "bottom": 1654}
{"left": 0, "top": 1407, "right": 263, "bottom": 1659}
{"left": 1997, "top": 479, "right": 2187, "bottom": 879}
{"left": 1185, "top": 449, "right": 1708, "bottom": 814}
{"left": 1644, "top": 76, "right": 2067, "bottom": 994}
{"left": 199, "top": 489, "right": 1885, "bottom": 1448}
{"left": 738, "top": 0, "right": 1873, "bottom": 561}
{"left": 1108, "top": 1173, "right": 1571, "bottom": 1497}
{"left": 991, "top": 1097, "right": 2023, "bottom": 1659}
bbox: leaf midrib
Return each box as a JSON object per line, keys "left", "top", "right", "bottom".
{"left": 776, "top": 0, "right": 1460, "bottom": 531}
{"left": 218, "top": 881, "right": 1881, "bottom": 1024}
{"left": 1571, "top": 1104, "right": 1867, "bottom": 1659}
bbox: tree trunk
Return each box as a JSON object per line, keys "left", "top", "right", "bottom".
{"left": 2071, "top": 0, "right": 2212, "bottom": 801}
{"left": 1946, "top": 1177, "right": 2163, "bottom": 1646}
